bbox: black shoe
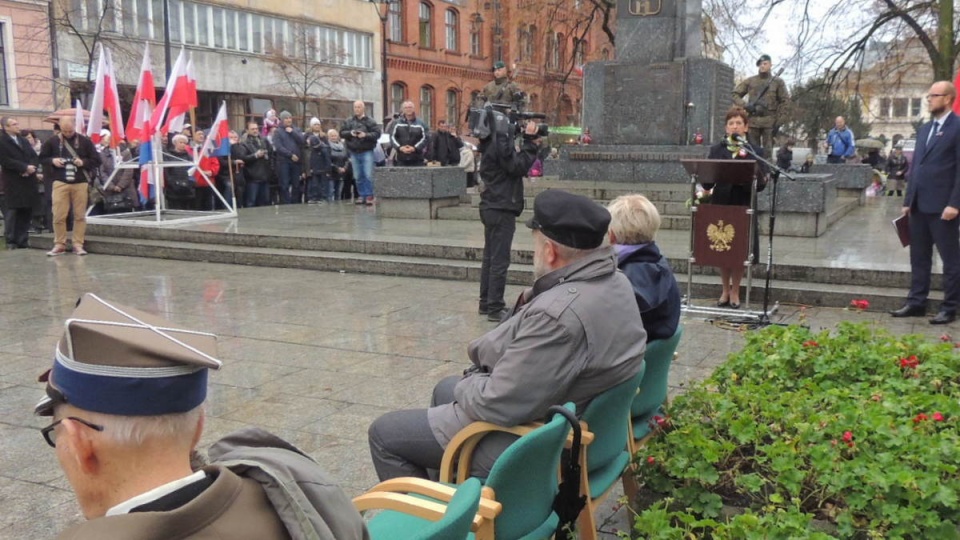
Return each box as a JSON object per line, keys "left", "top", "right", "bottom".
{"left": 487, "top": 308, "right": 509, "bottom": 323}
{"left": 478, "top": 305, "right": 489, "bottom": 315}
{"left": 930, "top": 311, "right": 956, "bottom": 325}
{"left": 717, "top": 300, "right": 730, "bottom": 307}
{"left": 889, "top": 305, "right": 926, "bottom": 318}
{"left": 730, "top": 302, "right": 740, "bottom": 310}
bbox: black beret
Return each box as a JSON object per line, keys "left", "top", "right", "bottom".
{"left": 756, "top": 54, "right": 771, "bottom": 66}
{"left": 526, "top": 190, "right": 611, "bottom": 249}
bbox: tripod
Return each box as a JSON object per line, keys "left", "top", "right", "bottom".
{"left": 734, "top": 141, "right": 797, "bottom": 325}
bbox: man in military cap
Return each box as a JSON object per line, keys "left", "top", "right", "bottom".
{"left": 368, "top": 189, "right": 647, "bottom": 480}
{"left": 732, "top": 54, "right": 789, "bottom": 155}
{"left": 36, "top": 293, "right": 367, "bottom": 540}
{"left": 480, "top": 61, "right": 523, "bottom": 107}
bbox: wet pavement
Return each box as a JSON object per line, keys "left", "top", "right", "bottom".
{"left": 0, "top": 201, "right": 949, "bottom": 538}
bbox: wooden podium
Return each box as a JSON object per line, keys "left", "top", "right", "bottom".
{"left": 680, "top": 159, "right": 762, "bottom": 318}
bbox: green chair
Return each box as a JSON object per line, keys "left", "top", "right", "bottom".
{"left": 355, "top": 477, "right": 499, "bottom": 540}
{"left": 439, "top": 403, "right": 577, "bottom": 540}
{"left": 575, "top": 364, "right": 647, "bottom": 540}
{"left": 629, "top": 327, "right": 683, "bottom": 454}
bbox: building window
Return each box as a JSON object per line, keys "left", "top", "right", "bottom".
{"left": 546, "top": 32, "right": 558, "bottom": 69}
{"left": 445, "top": 9, "right": 458, "bottom": 51}
{"left": 573, "top": 38, "right": 586, "bottom": 65}
{"left": 388, "top": 0, "right": 403, "bottom": 42}
{"left": 419, "top": 2, "right": 432, "bottom": 48}
{"left": 470, "top": 90, "right": 480, "bottom": 106}
{"left": 183, "top": 2, "right": 196, "bottom": 44}
{"left": 446, "top": 89, "right": 459, "bottom": 125}
{"left": 892, "top": 97, "right": 908, "bottom": 118}
{"left": 420, "top": 86, "right": 434, "bottom": 127}
{"left": 470, "top": 21, "right": 481, "bottom": 56}
{"left": 529, "top": 93, "right": 539, "bottom": 111}
{"left": 910, "top": 97, "right": 922, "bottom": 117}
{"left": 525, "top": 25, "right": 536, "bottom": 62}
{"left": 391, "top": 83, "right": 406, "bottom": 115}
{"left": 169, "top": 0, "right": 181, "bottom": 41}
{"left": 879, "top": 97, "right": 891, "bottom": 118}
{"left": 0, "top": 23, "right": 8, "bottom": 106}
{"left": 196, "top": 3, "right": 209, "bottom": 46}
{"left": 251, "top": 14, "right": 262, "bottom": 53}
{"left": 557, "top": 33, "right": 567, "bottom": 68}
{"left": 226, "top": 10, "right": 236, "bottom": 49}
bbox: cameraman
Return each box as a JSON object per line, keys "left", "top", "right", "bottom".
{"left": 478, "top": 118, "right": 541, "bottom": 322}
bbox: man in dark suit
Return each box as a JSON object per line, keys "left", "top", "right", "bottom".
{"left": 0, "top": 116, "right": 40, "bottom": 249}
{"left": 891, "top": 81, "right": 960, "bottom": 325}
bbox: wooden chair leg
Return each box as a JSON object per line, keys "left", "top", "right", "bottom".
{"left": 577, "top": 501, "right": 598, "bottom": 540}
{"left": 622, "top": 470, "right": 639, "bottom": 505}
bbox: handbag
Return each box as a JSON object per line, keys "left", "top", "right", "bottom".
{"left": 103, "top": 191, "right": 135, "bottom": 212}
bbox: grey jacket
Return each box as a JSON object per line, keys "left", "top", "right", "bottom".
{"left": 208, "top": 427, "right": 369, "bottom": 540}
{"left": 428, "top": 248, "right": 647, "bottom": 446}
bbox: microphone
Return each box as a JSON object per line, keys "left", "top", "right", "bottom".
{"left": 731, "top": 133, "right": 748, "bottom": 145}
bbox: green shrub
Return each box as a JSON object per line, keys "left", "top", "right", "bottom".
{"left": 631, "top": 322, "right": 960, "bottom": 539}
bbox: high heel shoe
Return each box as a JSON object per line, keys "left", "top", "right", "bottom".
{"left": 730, "top": 301, "right": 740, "bottom": 309}
{"left": 717, "top": 300, "right": 731, "bottom": 307}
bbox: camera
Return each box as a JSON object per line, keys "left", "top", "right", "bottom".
{"left": 467, "top": 101, "right": 549, "bottom": 140}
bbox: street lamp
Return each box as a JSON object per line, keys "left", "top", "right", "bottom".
{"left": 368, "top": 0, "right": 398, "bottom": 121}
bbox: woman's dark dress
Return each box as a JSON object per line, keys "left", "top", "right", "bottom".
{"left": 703, "top": 141, "right": 767, "bottom": 264}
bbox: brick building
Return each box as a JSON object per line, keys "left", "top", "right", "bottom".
{"left": 383, "top": 0, "right": 614, "bottom": 130}
{"left": 0, "top": 0, "right": 56, "bottom": 132}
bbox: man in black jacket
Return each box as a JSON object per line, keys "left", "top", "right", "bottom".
{"left": 0, "top": 116, "right": 40, "bottom": 248}
{"left": 241, "top": 122, "right": 274, "bottom": 207}
{"left": 429, "top": 120, "right": 464, "bottom": 166}
{"left": 38, "top": 115, "right": 100, "bottom": 256}
{"left": 340, "top": 101, "right": 381, "bottom": 205}
{"left": 389, "top": 101, "right": 428, "bottom": 167}
{"left": 478, "top": 117, "right": 541, "bottom": 322}
{"left": 273, "top": 111, "right": 305, "bottom": 204}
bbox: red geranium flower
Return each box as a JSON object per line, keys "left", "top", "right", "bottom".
{"left": 900, "top": 355, "right": 920, "bottom": 369}
{"left": 803, "top": 340, "right": 819, "bottom": 348}
{"left": 913, "top": 413, "right": 929, "bottom": 424}
{"left": 933, "top": 412, "right": 945, "bottom": 422}
{"left": 647, "top": 456, "right": 656, "bottom": 464}
{"left": 842, "top": 431, "right": 853, "bottom": 442}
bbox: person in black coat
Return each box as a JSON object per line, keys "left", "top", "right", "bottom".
{"left": 607, "top": 194, "right": 681, "bottom": 342}
{"left": 703, "top": 107, "right": 767, "bottom": 308}
{"left": 0, "top": 116, "right": 40, "bottom": 248}
{"left": 429, "top": 120, "right": 464, "bottom": 165}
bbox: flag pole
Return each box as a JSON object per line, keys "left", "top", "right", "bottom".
{"left": 153, "top": 131, "right": 163, "bottom": 223}
{"left": 228, "top": 154, "right": 237, "bottom": 212}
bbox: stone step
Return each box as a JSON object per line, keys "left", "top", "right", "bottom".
{"left": 469, "top": 193, "right": 691, "bottom": 215}
{"left": 436, "top": 204, "right": 692, "bottom": 229}
{"left": 521, "top": 179, "right": 693, "bottom": 202}
{"left": 70, "top": 224, "right": 927, "bottom": 290}
{"left": 26, "top": 235, "right": 928, "bottom": 311}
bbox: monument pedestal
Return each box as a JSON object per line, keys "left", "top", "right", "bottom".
{"left": 374, "top": 167, "right": 465, "bottom": 219}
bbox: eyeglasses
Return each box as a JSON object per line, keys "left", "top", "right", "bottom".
{"left": 41, "top": 416, "right": 104, "bottom": 448}
{"left": 926, "top": 94, "right": 948, "bottom": 99}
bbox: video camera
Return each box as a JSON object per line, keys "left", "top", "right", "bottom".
{"left": 467, "top": 92, "right": 549, "bottom": 140}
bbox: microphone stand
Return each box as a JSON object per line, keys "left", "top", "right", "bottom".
{"left": 734, "top": 139, "right": 796, "bottom": 326}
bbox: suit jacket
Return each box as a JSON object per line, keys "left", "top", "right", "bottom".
{"left": 0, "top": 132, "right": 40, "bottom": 209}
{"left": 905, "top": 113, "right": 960, "bottom": 214}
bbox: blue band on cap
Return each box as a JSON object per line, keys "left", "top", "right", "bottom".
{"left": 52, "top": 361, "right": 207, "bottom": 416}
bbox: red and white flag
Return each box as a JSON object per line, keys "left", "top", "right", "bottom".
{"left": 147, "top": 49, "right": 187, "bottom": 137}
{"left": 87, "top": 46, "right": 125, "bottom": 146}
{"left": 199, "top": 101, "right": 230, "bottom": 158}
{"left": 74, "top": 99, "right": 85, "bottom": 136}
{"left": 164, "top": 52, "right": 198, "bottom": 135}
{"left": 126, "top": 43, "right": 156, "bottom": 143}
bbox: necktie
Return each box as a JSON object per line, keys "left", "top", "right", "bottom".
{"left": 927, "top": 121, "right": 939, "bottom": 145}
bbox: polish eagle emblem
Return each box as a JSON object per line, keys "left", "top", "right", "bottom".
{"left": 707, "top": 220, "right": 735, "bottom": 252}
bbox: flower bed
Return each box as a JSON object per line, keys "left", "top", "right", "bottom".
{"left": 630, "top": 322, "right": 960, "bottom": 538}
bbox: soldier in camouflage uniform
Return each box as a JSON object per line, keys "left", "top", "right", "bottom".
{"left": 481, "top": 61, "right": 523, "bottom": 108}
{"left": 732, "top": 54, "right": 789, "bottom": 156}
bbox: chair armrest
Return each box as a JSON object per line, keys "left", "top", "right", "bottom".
{"left": 359, "top": 478, "right": 502, "bottom": 520}
{"left": 353, "top": 485, "right": 503, "bottom": 532}
{"left": 440, "top": 421, "right": 544, "bottom": 483}
{"left": 353, "top": 491, "right": 448, "bottom": 519}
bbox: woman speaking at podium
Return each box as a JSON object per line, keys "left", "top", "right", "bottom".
{"left": 702, "top": 107, "right": 766, "bottom": 309}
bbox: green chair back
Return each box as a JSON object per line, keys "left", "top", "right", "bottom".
{"left": 631, "top": 327, "right": 683, "bottom": 429}
{"left": 580, "top": 365, "right": 647, "bottom": 486}
{"left": 484, "top": 403, "right": 575, "bottom": 540}
{"left": 409, "top": 477, "right": 483, "bottom": 540}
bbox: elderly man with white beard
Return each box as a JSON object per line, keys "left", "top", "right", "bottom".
{"left": 368, "top": 189, "right": 648, "bottom": 480}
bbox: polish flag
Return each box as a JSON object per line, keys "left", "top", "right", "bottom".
{"left": 147, "top": 49, "right": 187, "bottom": 137}
{"left": 954, "top": 68, "right": 960, "bottom": 115}
{"left": 199, "top": 101, "right": 230, "bottom": 158}
{"left": 164, "top": 53, "right": 198, "bottom": 135}
{"left": 125, "top": 44, "right": 156, "bottom": 143}
{"left": 86, "top": 45, "right": 107, "bottom": 143}
{"left": 74, "top": 99, "right": 85, "bottom": 136}
{"left": 102, "top": 48, "right": 124, "bottom": 146}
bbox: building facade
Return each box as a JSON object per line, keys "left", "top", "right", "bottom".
{"left": 52, "top": 0, "right": 383, "bottom": 132}
{"left": 0, "top": 0, "right": 56, "bottom": 132}
{"left": 383, "top": 0, "right": 614, "bottom": 131}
